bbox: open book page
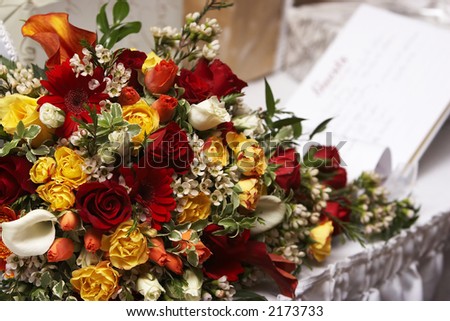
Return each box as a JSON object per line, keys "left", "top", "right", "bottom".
{"left": 286, "top": 4, "right": 450, "bottom": 179}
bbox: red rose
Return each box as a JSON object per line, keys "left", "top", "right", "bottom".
{"left": 270, "top": 148, "right": 301, "bottom": 192}
{"left": 144, "top": 60, "right": 178, "bottom": 94}
{"left": 142, "top": 122, "right": 193, "bottom": 175}
{"left": 323, "top": 200, "right": 351, "bottom": 235}
{"left": 152, "top": 95, "right": 178, "bottom": 123}
{"left": 201, "top": 225, "right": 298, "bottom": 298}
{"left": 0, "top": 156, "right": 36, "bottom": 205}
{"left": 76, "top": 180, "right": 132, "bottom": 231}
{"left": 311, "top": 145, "right": 347, "bottom": 189}
{"left": 209, "top": 59, "right": 247, "bottom": 98}
{"left": 177, "top": 58, "right": 247, "bottom": 104}
{"left": 177, "top": 68, "right": 211, "bottom": 104}
{"left": 116, "top": 49, "right": 147, "bottom": 89}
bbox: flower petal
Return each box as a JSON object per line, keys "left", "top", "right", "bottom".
{"left": 22, "top": 13, "right": 96, "bottom": 68}
{"left": 1, "top": 209, "right": 57, "bottom": 256}
{"left": 250, "top": 196, "right": 286, "bottom": 235}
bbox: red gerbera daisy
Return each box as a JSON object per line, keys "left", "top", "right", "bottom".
{"left": 120, "top": 164, "right": 176, "bottom": 230}
{"left": 38, "top": 60, "right": 108, "bottom": 138}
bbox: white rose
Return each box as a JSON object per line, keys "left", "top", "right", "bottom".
{"left": 182, "top": 269, "right": 203, "bottom": 301}
{"left": 232, "top": 114, "right": 265, "bottom": 137}
{"left": 188, "top": 96, "right": 231, "bottom": 131}
{"left": 1, "top": 209, "right": 57, "bottom": 256}
{"left": 39, "top": 103, "right": 65, "bottom": 128}
{"left": 136, "top": 273, "right": 165, "bottom": 301}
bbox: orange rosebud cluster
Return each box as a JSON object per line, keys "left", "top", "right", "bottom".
{"left": 144, "top": 60, "right": 178, "bottom": 94}
{"left": 118, "top": 86, "right": 141, "bottom": 106}
{"left": 176, "top": 230, "right": 212, "bottom": 265}
{"left": 148, "top": 237, "right": 183, "bottom": 275}
{"left": 59, "top": 211, "right": 80, "bottom": 231}
{"left": 84, "top": 228, "right": 103, "bottom": 253}
{"left": 152, "top": 95, "right": 178, "bottom": 123}
{"left": 47, "top": 238, "right": 75, "bottom": 262}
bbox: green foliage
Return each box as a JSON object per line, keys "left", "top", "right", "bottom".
{"left": 96, "top": 0, "right": 142, "bottom": 49}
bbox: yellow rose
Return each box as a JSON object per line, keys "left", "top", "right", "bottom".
{"left": 236, "top": 178, "right": 261, "bottom": 211}
{"left": 309, "top": 220, "right": 334, "bottom": 262}
{"left": 53, "top": 146, "right": 87, "bottom": 188}
{"left": 70, "top": 261, "right": 119, "bottom": 301}
{"left": 29, "top": 157, "right": 56, "bottom": 184}
{"left": 203, "top": 136, "right": 229, "bottom": 166}
{"left": 0, "top": 94, "right": 53, "bottom": 147}
{"left": 177, "top": 193, "right": 211, "bottom": 224}
{"left": 142, "top": 51, "right": 162, "bottom": 73}
{"left": 101, "top": 220, "right": 149, "bottom": 270}
{"left": 226, "top": 132, "right": 267, "bottom": 177}
{"left": 36, "top": 181, "right": 75, "bottom": 211}
{"left": 122, "top": 100, "right": 160, "bottom": 144}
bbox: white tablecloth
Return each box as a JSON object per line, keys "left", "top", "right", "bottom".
{"left": 245, "top": 73, "right": 450, "bottom": 300}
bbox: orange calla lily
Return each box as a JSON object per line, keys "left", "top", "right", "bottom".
{"left": 22, "top": 13, "right": 96, "bottom": 68}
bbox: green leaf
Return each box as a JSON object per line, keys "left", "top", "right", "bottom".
{"left": 0, "top": 140, "right": 19, "bottom": 156}
{"left": 186, "top": 250, "right": 199, "bottom": 267}
{"left": 26, "top": 150, "right": 36, "bottom": 163}
{"left": 31, "top": 288, "right": 49, "bottom": 301}
{"left": 31, "top": 145, "right": 50, "bottom": 156}
{"left": 272, "top": 117, "right": 305, "bottom": 129}
{"left": 16, "top": 121, "right": 26, "bottom": 138}
{"left": 190, "top": 219, "right": 208, "bottom": 231}
{"left": 113, "top": 0, "right": 130, "bottom": 24}
{"left": 24, "top": 124, "right": 41, "bottom": 140}
{"left": 168, "top": 230, "right": 183, "bottom": 242}
{"left": 233, "top": 289, "right": 268, "bottom": 301}
{"left": 309, "top": 117, "right": 333, "bottom": 139}
{"left": 114, "top": 21, "right": 142, "bottom": 44}
{"left": 52, "top": 280, "right": 65, "bottom": 299}
{"left": 264, "top": 78, "right": 276, "bottom": 118}
{"left": 40, "top": 271, "right": 53, "bottom": 289}
{"left": 0, "top": 55, "right": 17, "bottom": 70}
{"left": 97, "top": 3, "right": 110, "bottom": 34}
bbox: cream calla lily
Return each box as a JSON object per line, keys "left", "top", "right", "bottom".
{"left": 250, "top": 195, "right": 286, "bottom": 235}
{"left": 1, "top": 209, "right": 57, "bottom": 256}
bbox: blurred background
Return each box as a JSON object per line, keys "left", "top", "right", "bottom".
{"left": 2, "top": 0, "right": 450, "bottom": 82}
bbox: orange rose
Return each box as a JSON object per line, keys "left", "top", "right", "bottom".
{"left": 144, "top": 60, "right": 178, "bottom": 94}
{"left": 152, "top": 95, "right": 178, "bottom": 123}
{"left": 165, "top": 253, "right": 183, "bottom": 275}
{"left": 118, "top": 86, "right": 140, "bottom": 106}
{"left": 59, "top": 211, "right": 79, "bottom": 231}
{"left": 148, "top": 238, "right": 167, "bottom": 266}
{"left": 0, "top": 206, "right": 16, "bottom": 271}
{"left": 47, "top": 238, "right": 74, "bottom": 262}
{"left": 84, "top": 228, "right": 103, "bottom": 253}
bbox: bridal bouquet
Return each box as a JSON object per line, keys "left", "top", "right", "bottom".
{"left": 0, "top": 0, "right": 418, "bottom": 301}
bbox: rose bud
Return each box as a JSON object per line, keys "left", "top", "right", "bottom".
{"left": 164, "top": 253, "right": 183, "bottom": 275}
{"left": 152, "top": 95, "right": 178, "bottom": 123}
{"left": 84, "top": 228, "right": 103, "bottom": 253}
{"left": 148, "top": 237, "right": 167, "bottom": 266}
{"left": 144, "top": 60, "right": 178, "bottom": 94}
{"left": 47, "top": 238, "right": 75, "bottom": 262}
{"left": 118, "top": 86, "right": 141, "bottom": 106}
{"left": 59, "top": 211, "right": 80, "bottom": 231}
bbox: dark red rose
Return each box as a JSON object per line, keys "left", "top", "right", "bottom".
{"left": 0, "top": 156, "right": 36, "bottom": 205}
{"left": 76, "top": 180, "right": 132, "bottom": 231}
{"left": 120, "top": 164, "right": 176, "bottom": 230}
{"left": 270, "top": 148, "right": 301, "bottom": 192}
{"left": 177, "top": 68, "right": 211, "bottom": 104}
{"left": 201, "top": 224, "right": 298, "bottom": 298}
{"left": 142, "top": 122, "right": 193, "bottom": 175}
{"left": 152, "top": 95, "right": 178, "bottom": 123}
{"left": 310, "top": 145, "right": 347, "bottom": 189}
{"left": 209, "top": 59, "right": 247, "bottom": 98}
{"left": 116, "top": 49, "right": 147, "bottom": 89}
{"left": 144, "top": 60, "right": 178, "bottom": 94}
{"left": 312, "top": 146, "right": 342, "bottom": 170}
{"left": 323, "top": 200, "right": 351, "bottom": 235}
{"left": 322, "top": 167, "right": 347, "bottom": 189}
{"left": 177, "top": 58, "right": 247, "bottom": 104}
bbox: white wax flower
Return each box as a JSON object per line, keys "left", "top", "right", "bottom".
{"left": 232, "top": 114, "right": 265, "bottom": 137}
{"left": 1, "top": 209, "right": 57, "bottom": 256}
{"left": 250, "top": 195, "right": 286, "bottom": 235}
{"left": 39, "top": 103, "right": 65, "bottom": 128}
{"left": 136, "top": 273, "right": 165, "bottom": 301}
{"left": 188, "top": 96, "right": 231, "bottom": 131}
{"left": 182, "top": 269, "right": 203, "bottom": 301}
